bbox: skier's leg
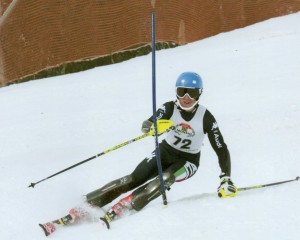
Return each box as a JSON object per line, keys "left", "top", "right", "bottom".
{"left": 100, "top": 161, "right": 195, "bottom": 227}
{"left": 95, "top": 151, "right": 162, "bottom": 227}
{"left": 100, "top": 170, "right": 175, "bottom": 223}
{"left": 125, "top": 160, "right": 199, "bottom": 212}
{"left": 86, "top": 150, "right": 160, "bottom": 208}
{"left": 99, "top": 170, "right": 175, "bottom": 229}
{"left": 131, "top": 170, "right": 175, "bottom": 211}
{"left": 86, "top": 174, "right": 138, "bottom": 207}
{"left": 39, "top": 149, "right": 162, "bottom": 235}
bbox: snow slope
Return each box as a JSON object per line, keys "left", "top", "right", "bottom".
{"left": 0, "top": 12, "right": 299, "bottom": 240}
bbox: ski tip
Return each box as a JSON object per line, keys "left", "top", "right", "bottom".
{"left": 99, "top": 217, "right": 110, "bottom": 230}
{"left": 296, "top": 176, "right": 300, "bottom": 181}
{"left": 39, "top": 224, "right": 49, "bottom": 236}
{"left": 28, "top": 183, "right": 35, "bottom": 188}
{"left": 39, "top": 222, "right": 56, "bottom": 236}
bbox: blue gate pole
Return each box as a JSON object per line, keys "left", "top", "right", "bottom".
{"left": 151, "top": 12, "right": 167, "bottom": 205}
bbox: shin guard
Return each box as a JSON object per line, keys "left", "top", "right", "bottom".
{"left": 131, "top": 172, "right": 175, "bottom": 211}
{"left": 86, "top": 175, "right": 135, "bottom": 207}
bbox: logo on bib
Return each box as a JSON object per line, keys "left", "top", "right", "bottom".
{"left": 173, "top": 123, "right": 195, "bottom": 137}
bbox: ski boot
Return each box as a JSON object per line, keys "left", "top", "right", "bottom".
{"left": 100, "top": 193, "right": 133, "bottom": 229}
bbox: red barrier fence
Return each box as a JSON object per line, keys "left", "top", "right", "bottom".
{"left": 1, "top": 0, "right": 300, "bottom": 86}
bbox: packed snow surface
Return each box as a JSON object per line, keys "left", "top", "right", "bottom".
{"left": 0, "top": 12, "right": 299, "bottom": 240}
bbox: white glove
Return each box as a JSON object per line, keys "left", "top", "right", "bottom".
{"left": 217, "top": 176, "right": 238, "bottom": 198}
{"left": 141, "top": 120, "right": 153, "bottom": 133}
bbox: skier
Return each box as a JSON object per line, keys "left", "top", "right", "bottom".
{"left": 39, "top": 71, "right": 238, "bottom": 236}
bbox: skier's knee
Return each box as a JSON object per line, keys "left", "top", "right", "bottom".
{"left": 162, "top": 171, "right": 176, "bottom": 189}
{"left": 131, "top": 172, "right": 175, "bottom": 211}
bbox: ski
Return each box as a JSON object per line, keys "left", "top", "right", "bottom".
{"left": 99, "top": 217, "right": 110, "bottom": 229}
{"left": 38, "top": 206, "right": 109, "bottom": 236}
{"left": 39, "top": 222, "right": 56, "bottom": 237}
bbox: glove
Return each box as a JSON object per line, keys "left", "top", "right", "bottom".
{"left": 217, "top": 176, "right": 238, "bottom": 198}
{"left": 141, "top": 120, "right": 153, "bottom": 133}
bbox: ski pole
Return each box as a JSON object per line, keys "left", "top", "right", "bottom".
{"left": 238, "top": 176, "right": 299, "bottom": 192}
{"left": 28, "top": 119, "right": 173, "bottom": 188}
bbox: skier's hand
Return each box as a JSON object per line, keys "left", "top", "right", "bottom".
{"left": 217, "top": 176, "right": 238, "bottom": 198}
{"left": 141, "top": 120, "right": 153, "bottom": 133}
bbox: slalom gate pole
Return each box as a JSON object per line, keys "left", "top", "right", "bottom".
{"left": 238, "top": 176, "right": 299, "bottom": 192}
{"left": 151, "top": 12, "right": 167, "bottom": 205}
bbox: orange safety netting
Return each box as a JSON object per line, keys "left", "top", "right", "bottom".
{"left": 1, "top": 0, "right": 300, "bottom": 86}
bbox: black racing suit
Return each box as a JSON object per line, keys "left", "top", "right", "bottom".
{"left": 86, "top": 101, "right": 231, "bottom": 210}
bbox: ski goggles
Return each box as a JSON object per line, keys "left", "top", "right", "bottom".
{"left": 176, "top": 87, "right": 202, "bottom": 99}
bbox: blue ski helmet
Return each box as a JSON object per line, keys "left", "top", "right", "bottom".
{"left": 175, "top": 72, "right": 203, "bottom": 89}
{"left": 175, "top": 72, "right": 203, "bottom": 111}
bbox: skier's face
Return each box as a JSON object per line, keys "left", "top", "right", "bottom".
{"left": 178, "top": 94, "right": 197, "bottom": 112}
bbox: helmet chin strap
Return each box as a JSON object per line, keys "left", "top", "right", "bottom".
{"left": 176, "top": 99, "right": 199, "bottom": 111}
